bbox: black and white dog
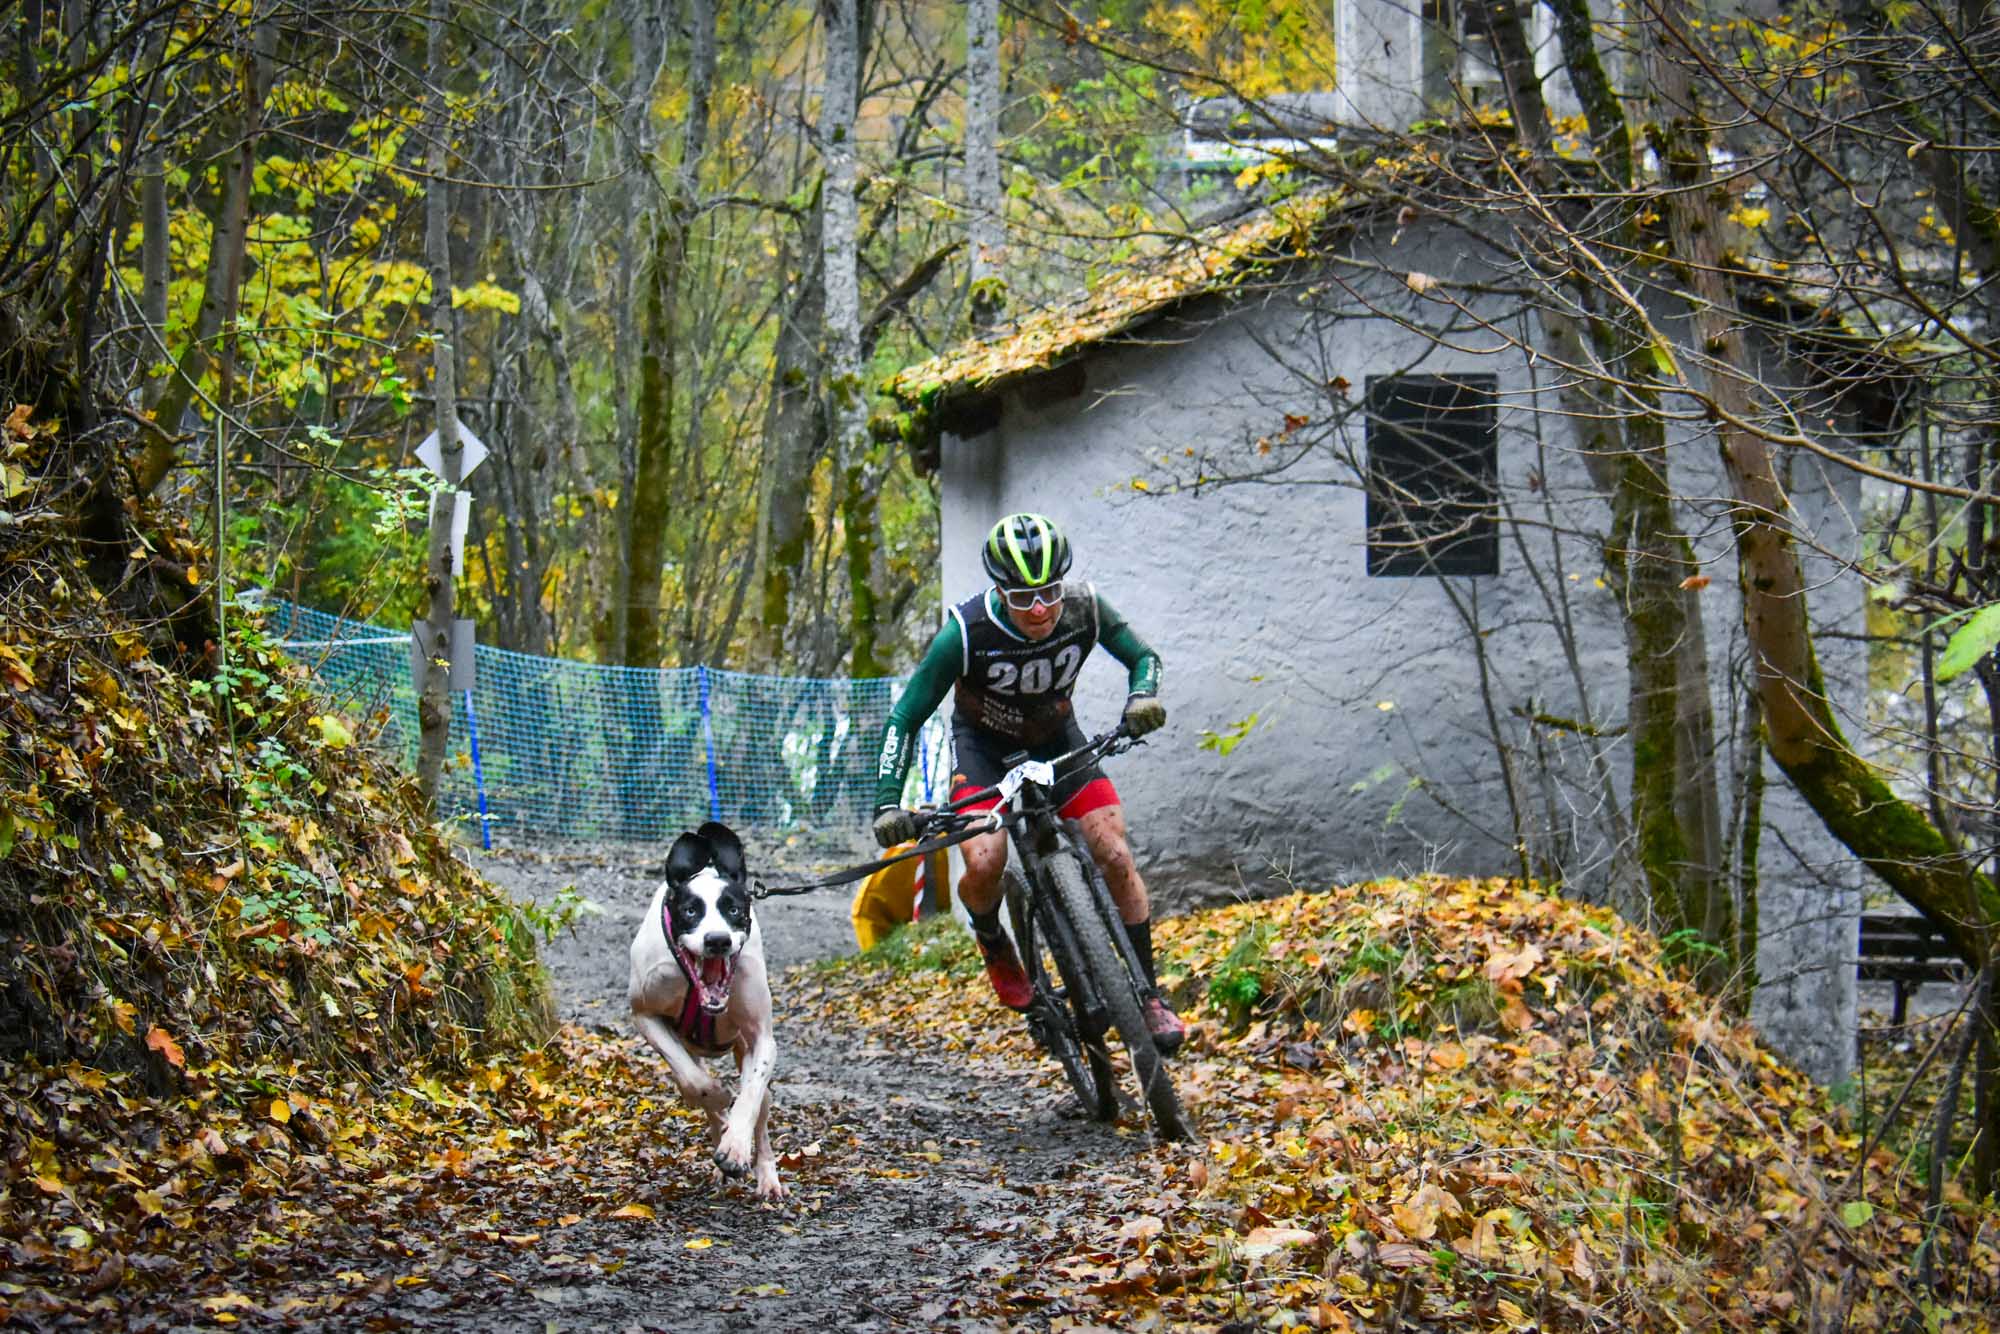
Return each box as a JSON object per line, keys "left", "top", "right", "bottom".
{"left": 629, "top": 822, "right": 783, "bottom": 1201}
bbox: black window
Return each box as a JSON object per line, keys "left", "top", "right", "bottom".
{"left": 1365, "top": 374, "right": 1500, "bottom": 577}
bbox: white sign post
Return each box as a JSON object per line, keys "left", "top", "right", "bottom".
{"left": 416, "top": 426, "right": 486, "bottom": 576}
{"left": 430, "top": 490, "right": 471, "bottom": 575}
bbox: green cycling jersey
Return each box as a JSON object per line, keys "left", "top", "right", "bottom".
{"left": 872, "top": 581, "right": 1160, "bottom": 810}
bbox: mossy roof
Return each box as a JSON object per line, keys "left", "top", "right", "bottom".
{"left": 884, "top": 186, "right": 1358, "bottom": 407}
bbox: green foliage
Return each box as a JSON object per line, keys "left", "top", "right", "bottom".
{"left": 1197, "top": 712, "right": 1261, "bottom": 757}
{"left": 1935, "top": 603, "right": 2000, "bottom": 682}
{"left": 1207, "top": 920, "right": 1275, "bottom": 1021}
{"left": 845, "top": 913, "right": 980, "bottom": 979}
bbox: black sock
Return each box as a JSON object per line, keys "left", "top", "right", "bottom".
{"left": 968, "top": 905, "right": 1005, "bottom": 940}
{"left": 1127, "top": 917, "right": 1156, "bottom": 989}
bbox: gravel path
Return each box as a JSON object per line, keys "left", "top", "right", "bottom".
{"left": 324, "top": 842, "right": 1134, "bottom": 1334}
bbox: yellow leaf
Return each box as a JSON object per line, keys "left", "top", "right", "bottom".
{"left": 1392, "top": 1199, "right": 1439, "bottom": 1240}
{"left": 683, "top": 1236, "right": 714, "bottom": 1249}
{"left": 608, "top": 1203, "right": 655, "bottom": 1221}
{"left": 269, "top": 1097, "right": 292, "bottom": 1124}
{"left": 1405, "top": 271, "right": 1437, "bottom": 294}
{"left": 201, "top": 1293, "right": 255, "bottom": 1312}
{"left": 312, "top": 714, "right": 355, "bottom": 748}
{"left": 451, "top": 280, "right": 523, "bottom": 315}
{"left": 1131, "top": 477, "right": 1150, "bottom": 493}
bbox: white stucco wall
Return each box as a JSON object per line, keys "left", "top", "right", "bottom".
{"left": 931, "top": 227, "right": 1863, "bottom": 1080}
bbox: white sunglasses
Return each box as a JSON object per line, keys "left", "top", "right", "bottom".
{"left": 999, "top": 584, "right": 1064, "bottom": 612}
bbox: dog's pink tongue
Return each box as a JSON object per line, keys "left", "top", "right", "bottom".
{"left": 701, "top": 956, "right": 728, "bottom": 989}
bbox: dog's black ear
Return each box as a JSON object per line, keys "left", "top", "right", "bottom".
{"left": 665, "top": 831, "right": 710, "bottom": 885}
{"left": 696, "top": 821, "right": 745, "bottom": 880}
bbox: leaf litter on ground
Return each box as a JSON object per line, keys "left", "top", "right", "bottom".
{"left": 796, "top": 877, "right": 2000, "bottom": 1331}
{"left": 4, "top": 453, "right": 1995, "bottom": 1328}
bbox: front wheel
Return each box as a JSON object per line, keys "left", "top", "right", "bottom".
{"left": 1005, "top": 866, "right": 1114, "bottom": 1120}
{"left": 1045, "top": 853, "right": 1192, "bottom": 1141}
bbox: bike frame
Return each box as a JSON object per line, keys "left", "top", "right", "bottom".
{"left": 912, "top": 727, "right": 1190, "bottom": 1140}
{"left": 929, "top": 729, "right": 1129, "bottom": 882}
{"left": 921, "top": 729, "right": 1153, "bottom": 1018}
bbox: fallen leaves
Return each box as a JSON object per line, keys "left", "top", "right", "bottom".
{"left": 143, "top": 1026, "right": 185, "bottom": 1069}
{"left": 804, "top": 874, "right": 2000, "bottom": 1330}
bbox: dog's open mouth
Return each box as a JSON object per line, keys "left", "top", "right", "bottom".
{"left": 679, "top": 945, "right": 736, "bottom": 1013}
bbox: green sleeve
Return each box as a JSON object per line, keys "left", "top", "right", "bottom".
{"left": 873, "top": 617, "right": 964, "bottom": 808}
{"left": 1095, "top": 591, "right": 1162, "bottom": 696}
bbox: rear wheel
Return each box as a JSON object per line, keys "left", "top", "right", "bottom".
{"left": 1045, "top": 852, "right": 1192, "bottom": 1141}
{"left": 1005, "top": 867, "right": 1113, "bottom": 1119}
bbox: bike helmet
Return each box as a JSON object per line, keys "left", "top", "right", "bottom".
{"left": 982, "top": 512, "right": 1072, "bottom": 589}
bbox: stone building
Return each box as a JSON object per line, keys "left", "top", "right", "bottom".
{"left": 883, "top": 163, "right": 1871, "bottom": 1080}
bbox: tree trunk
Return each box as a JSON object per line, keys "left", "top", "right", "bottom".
{"left": 414, "top": 0, "right": 462, "bottom": 809}
{"left": 595, "top": 9, "right": 670, "bottom": 665}
{"left": 599, "top": 209, "right": 639, "bottom": 666}
{"left": 624, "top": 210, "right": 675, "bottom": 667}
{"left": 842, "top": 457, "right": 883, "bottom": 677}
{"left": 754, "top": 201, "right": 827, "bottom": 666}
{"left": 622, "top": 0, "right": 714, "bottom": 668}
{"left": 819, "top": 0, "right": 871, "bottom": 678}
{"left": 1493, "top": 0, "right": 1734, "bottom": 986}
{"left": 1643, "top": 0, "right": 1998, "bottom": 965}
{"left": 140, "top": 8, "right": 270, "bottom": 493}
{"left": 137, "top": 33, "right": 168, "bottom": 410}
{"left": 965, "top": 0, "right": 1003, "bottom": 329}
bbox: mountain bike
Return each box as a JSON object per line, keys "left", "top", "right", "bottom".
{"left": 911, "top": 727, "right": 1192, "bottom": 1141}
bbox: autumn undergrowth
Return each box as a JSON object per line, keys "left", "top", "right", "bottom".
{"left": 840, "top": 910, "right": 980, "bottom": 980}
{"left": 810, "top": 876, "right": 2000, "bottom": 1330}
{"left": 0, "top": 444, "right": 563, "bottom": 1320}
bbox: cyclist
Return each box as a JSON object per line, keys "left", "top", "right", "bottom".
{"left": 870, "top": 512, "right": 1185, "bottom": 1052}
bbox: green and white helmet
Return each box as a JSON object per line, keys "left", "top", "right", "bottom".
{"left": 982, "top": 512, "right": 1073, "bottom": 589}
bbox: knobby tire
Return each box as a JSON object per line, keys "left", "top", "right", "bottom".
{"left": 1045, "top": 852, "right": 1192, "bottom": 1141}
{"left": 1005, "top": 868, "right": 1113, "bottom": 1120}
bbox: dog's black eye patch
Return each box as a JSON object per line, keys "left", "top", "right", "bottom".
{"left": 718, "top": 894, "right": 750, "bottom": 929}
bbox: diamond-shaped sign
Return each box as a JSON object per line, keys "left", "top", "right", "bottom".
{"left": 415, "top": 422, "right": 488, "bottom": 481}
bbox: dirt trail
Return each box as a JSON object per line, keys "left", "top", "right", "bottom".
{"left": 320, "top": 846, "right": 1144, "bottom": 1333}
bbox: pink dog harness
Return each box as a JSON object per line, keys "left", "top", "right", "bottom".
{"left": 664, "top": 897, "right": 723, "bottom": 1052}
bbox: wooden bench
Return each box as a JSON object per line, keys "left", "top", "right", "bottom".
{"left": 1859, "top": 913, "right": 1968, "bottom": 1025}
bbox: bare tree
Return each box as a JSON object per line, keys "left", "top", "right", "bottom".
{"left": 413, "top": 0, "right": 462, "bottom": 807}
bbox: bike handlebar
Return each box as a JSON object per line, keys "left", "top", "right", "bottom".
{"left": 911, "top": 726, "right": 1138, "bottom": 832}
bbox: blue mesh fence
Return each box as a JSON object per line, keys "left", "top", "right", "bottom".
{"left": 255, "top": 596, "right": 949, "bottom": 845}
